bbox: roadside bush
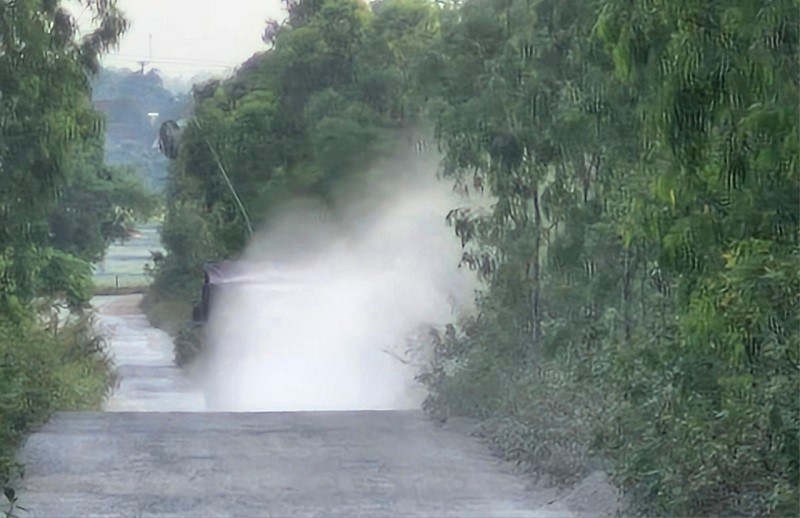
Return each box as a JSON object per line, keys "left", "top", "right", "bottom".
{"left": 422, "top": 290, "right": 799, "bottom": 516}
{"left": 152, "top": 200, "right": 222, "bottom": 299}
{"left": 0, "top": 315, "right": 114, "bottom": 485}
{"left": 174, "top": 322, "right": 205, "bottom": 367}
{"left": 419, "top": 316, "right": 613, "bottom": 486}
{"left": 143, "top": 198, "right": 224, "bottom": 355}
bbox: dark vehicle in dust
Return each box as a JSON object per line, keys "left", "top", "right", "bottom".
{"left": 192, "top": 260, "right": 307, "bottom": 323}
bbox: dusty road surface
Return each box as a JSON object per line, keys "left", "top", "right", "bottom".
{"left": 93, "top": 295, "right": 205, "bottom": 412}
{"left": 18, "top": 412, "right": 574, "bottom": 517}
{"left": 13, "top": 294, "right": 609, "bottom": 517}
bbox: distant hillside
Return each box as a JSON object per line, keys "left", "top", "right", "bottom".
{"left": 92, "top": 68, "right": 191, "bottom": 190}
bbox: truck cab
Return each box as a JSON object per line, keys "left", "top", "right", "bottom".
{"left": 192, "top": 260, "right": 312, "bottom": 323}
{"left": 193, "top": 261, "right": 252, "bottom": 323}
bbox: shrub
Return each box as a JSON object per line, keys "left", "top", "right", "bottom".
{"left": 0, "top": 315, "right": 113, "bottom": 485}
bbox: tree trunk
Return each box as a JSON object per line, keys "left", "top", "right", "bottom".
{"left": 622, "top": 244, "right": 632, "bottom": 341}
{"left": 530, "top": 182, "right": 542, "bottom": 355}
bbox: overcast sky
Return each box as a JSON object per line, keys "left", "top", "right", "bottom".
{"left": 70, "top": 0, "right": 285, "bottom": 78}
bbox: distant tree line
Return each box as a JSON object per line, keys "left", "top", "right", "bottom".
{"left": 92, "top": 67, "right": 191, "bottom": 190}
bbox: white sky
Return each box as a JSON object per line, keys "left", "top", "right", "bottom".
{"left": 69, "top": 0, "right": 285, "bottom": 78}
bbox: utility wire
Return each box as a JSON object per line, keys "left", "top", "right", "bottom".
{"left": 108, "top": 54, "right": 238, "bottom": 68}
{"left": 192, "top": 118, "right": 254, "bottom": 237}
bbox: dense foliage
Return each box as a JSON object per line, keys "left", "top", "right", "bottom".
{"left": 152, "top": 0, "right": 438, "bottom": 301}
{"left": 0, "top": 0, "right": 155, "bottom": 487}
{"left": 420, "top": 0, "right": 799, "bottom": 515}
{"left": 154, "top": 0, "right": 798, "bottom": 515}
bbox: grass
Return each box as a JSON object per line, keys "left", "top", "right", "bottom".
{"left": 93, "top": 286, "right": 149, "bottom": 296}
{"left": 93, "top": 223, "right": 162, "bottom": 290}
{"left": 139, "top": 291, "right": 192, "bottom": 338}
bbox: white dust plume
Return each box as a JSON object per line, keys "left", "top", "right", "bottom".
{"left": 201, "top": 155, "right": 477, "bottom": 411}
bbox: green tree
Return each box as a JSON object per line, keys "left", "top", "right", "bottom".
{"left": 0, "top": 0, "right": 130, "bottom": 309}
{"left": 0, "top": 0, "right": 136, "bottom": 487}
{"left": 592, "top": 1, "right": 800, "bottom": 513}
{"left": 151, "top": 0, "right": 447, "bottom": 374}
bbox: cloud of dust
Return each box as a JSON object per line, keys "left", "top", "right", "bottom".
{"left": 201, "top": 154, "right": 478, "bottom": 411}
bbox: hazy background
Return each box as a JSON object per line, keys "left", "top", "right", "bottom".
{"left": 69, "top": 0, "right": 282, "bottom": 81}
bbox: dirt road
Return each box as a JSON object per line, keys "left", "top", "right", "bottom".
{"left": 14, "top": 295, "right": 614, "bottom": 517}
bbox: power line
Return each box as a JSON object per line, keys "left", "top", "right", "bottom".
{"left": 112, "top": 53, "right": 237, "bottom": 66}
{"left": 106, "top": 53, "right": 239, "bottom": 69}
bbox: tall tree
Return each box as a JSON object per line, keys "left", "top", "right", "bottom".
{"left": 0, "top": 0, "right": 134, "bottom": 309}
{"left": 421, "top": 0, "right": 799, "bottom": 514}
